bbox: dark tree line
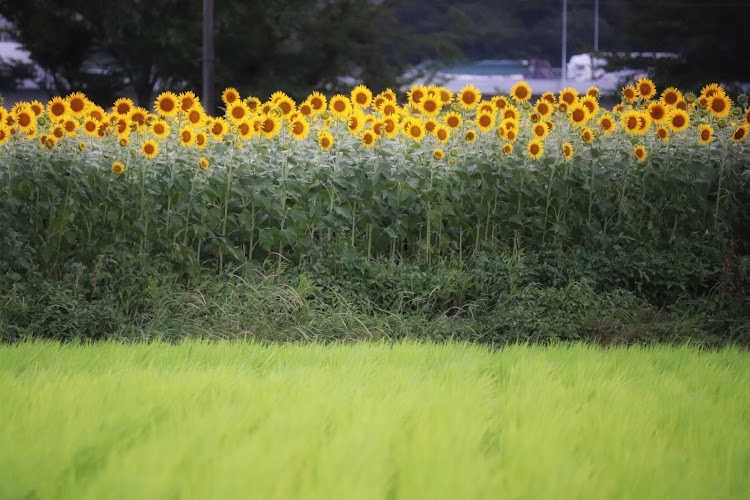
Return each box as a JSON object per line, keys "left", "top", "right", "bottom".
{"left": 0, "top": 0, "right": 745, "bottom": 106}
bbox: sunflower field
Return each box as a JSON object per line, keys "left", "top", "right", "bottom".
{"left": 1, "top": 80, "right": 749, "bottom": 279}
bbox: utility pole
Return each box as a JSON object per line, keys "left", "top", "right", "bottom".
{"left": 202, "top": 0, "right": 215, "bottom": 116}
{"left": 594, "top": 0, "right": 599, "bottom": 52}
{"left": 561, "top": 0, "right": 567, "bottom": 82}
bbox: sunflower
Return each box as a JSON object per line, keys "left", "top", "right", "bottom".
{"left": 527, "top": 139, "right": 543, "bottom": 159}
{"left": 496, "top": 124, "right": 506, "bottom": 139}
{"left": 635, "top": 78, "right": 656, "bottom": 100}
{"left": 154, "top": 92, "right": 179, "bottom": 117}
{"left": 112, "top": 161, "right": 125, "bottom": 175}
{"left": 697, "top": 124, "right": 713, "bottom": 145}
{"left": 634, "top": 144, "right": 647, "bottom": 162}
{"left": 475, "top": 101, "right": 493, "bottom": 115}
{"left": 259, "top": 115, "right": 280, "bottom": 139}
{"left": 580, "top": 95, "right": 599, "bottom": 117}
{"left": 318, "top": 130, "right": 333, "bottom": 150}
{"left": 503, "top": 143, "right": 513, "bottom": 155}
{"left": 179, "top": 127, "right": 195, "bottom": 147}
{"left": 141, "top": 139, "right": 158, "bottom": 159}
{"left": 647, "top": 101, "right": 668, "bottom": 123}
{"left": 503, "top": 121, "right": 518, "bottom": 142}
{"left": 63, "top": 117, "right": 79, "bottom": 135}
{"left": 492, "top": 95, "right": 509, "bottom": 110}
{"left": 531, "top": 122, "right": 549, "bottom": 141}
{"left": 435, "top": 87, "right": 453, "bottom": 105}
{"left": 406, "top": 121, "right": 425, "bottom": 142}
{"left": 458, "top": 84, "right": 481, "bottom": 109}
{"left": 323, "top": 94, "right": 349, "bottom": 118}
{"left": 47, "top": 97, "right": 68, "bottom": 119}
{"left": 371, "top": 92, "right": 390, "bottom": 112}
{"left": 700, "top": 83, "right": 725, "bottom": 99}
{"left": 113, "top": 97, "right": 133, "bottom": 117}
{"left": 347, "top": 110, "right": 365, "bottom": 136}
{"left": 195, "top": 132, "right": 208, "bottom": 150}
{"left": 419, "top": 95, "right": 442, "bottom": 117}
{"left": 476, "top": 111, "right": 495, "bottom": 132}
{"left": 115, "top": 118, "right": 132, "bottom": 139}
{"left": 598, "top": 114, "right": 616, "bottom": 134}
{"left": 534, "top": 99, "right": 553, "bottom": 118}
{"left": 151, "top": 119, "right": 170, "bottom": 139}
{"left": 297, "top": 102, "right": 314, "bottom": 117}
{"left": 275, "top": 96, "right": 296, "bottom": 117}
{"left": 227, "top": 101, "right": 250, "bottom": 124}
{"left": 119, "top": 137, "right": 129, "bottom": 147}
{"left": 637, "top": 113, "right": 652, "bottom": 134}
{"left": 14, "top": 107, "right": 34, "bottom": 131}
{"left": 128, "top": 108, "right": 148, "bottom": 131}
{"left": 612, "top": 103, "right": 624, "bottom": 113}
{"left": 667, "top": 109, "right": 690, "bottom": 132}
{"left": 29, "top": 100, "right": 44, "bottom": 117}
{"left": 383, "top": 116, "right": 399, "bottom": 138}
{"left": 83, "top": 118, "right": 99, "bottom": 136}
{"left": 510, "top": 81, "right": 532, "bottom": 103}
{"left": 569, "top": 104, "right": 589, "bottom": 127}
{"left": 444, "top": 112, "right": 462, "bottom": 130}
{"left": 359, "top": 129, "right": 376, "bottom": 148}
{"left": 381, "top": 88, "right": 397, "bottom": 102}
{"left": 562, "top": 142, "right": 573, "bottom": 160}
{"left": 581, "top": 127, "right": 594, "bottom": 143}
{"left": 240, "top": 97, "right": 259, "bottom": 114}
{"left": 559, "top": 87, "right": 578, "bottom": 106}
{"left": 434, "top": 125, "right": 450, "bottom": 144}
{"left": 221, "top": 87, "right": 240, "bottom": 106}
{"left": 96, "top": 122, "right": 108, "bottom": 138}
{"left": 622, "top": 85, "right": 637, "bottom": 102}
{"left": 51, "top": 125, "right": 65, "bottom": 140}
{"left": 422, "top": 118, "right": 437, "bottom": 134}
{"left": 730, "top": 124, "right": 748, "bottom": 143}
{"left": 708, "top": 94, "right": 731, "bottom": 118}
{"left": 621, "top": 110, "right": 642, "bottom": 135}
{"left": 87, "top": 106, "right": 106, "bottom": 122}
{"left": 178, "top": 91, "right": 199, "bottom": 113}
{"left": 209, "top": 117, "right": 230, "bottom": 140}
{"left": 536, "top": 93, "right": 553, "bottom": 106}
{"left": 289, "top": 117, "right": 310, "bottom": 140}
{"left": 187, "top": 107, "right": 206, "bottom": 127}
{"left": 586, "top": 86, "right": 600, "bottom": 98}
{"left": 237, "top": 120, "right": 254, "bottom": 140}
{"left": 656, "top": 126, "right": 670, "bottom": 141}
{"left": 465, "top": 129, "right": 477, "bottom": 143}
{"left": 301, "top": 92, "right": 324, "bottom": 114}
{"left": 502, "top": 105, "right": 519, "bottom": 122}
{"left": 346, "top": 84, "right": 371, "bottom": 109}
{"left": 674, "top": 99, "right": 688, "bottom": 111}
{"left": 66, "top": 92, "right": 89, "bottom": 117}
{"left": 407, "top": 85, "right": 427, "bottom": 105}
{"left": 433, "top": 149, "right": 445, "bottom": 160}
{"left": 745, "top": 109, "right": 750, "bottom": 125}
{"left": 660, "top": 87, "right": 682, "bottom": 107}
{"left": 501, "top": 118, "right": 518, "bottom": 132}
{"left": 195, "top": 157, "right": 208, "bottom": 170}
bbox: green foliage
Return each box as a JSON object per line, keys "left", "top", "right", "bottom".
{"left": 2, "top": 341, "right": 750, "bottom": 499}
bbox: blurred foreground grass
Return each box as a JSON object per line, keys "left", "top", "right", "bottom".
{"left": 1, "top": 340, "right": 748, "bottom": 499}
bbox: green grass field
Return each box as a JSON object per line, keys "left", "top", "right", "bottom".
{"left": 1, "top": 341, "right": 749, "bottom": 499}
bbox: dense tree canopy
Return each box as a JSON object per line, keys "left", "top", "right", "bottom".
{"left": 0, "top": 0, "right": 744, "bottom": 106}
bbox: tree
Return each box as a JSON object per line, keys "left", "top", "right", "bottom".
{"left": 617, "top": 0, "right": 750, "bottom": 92}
